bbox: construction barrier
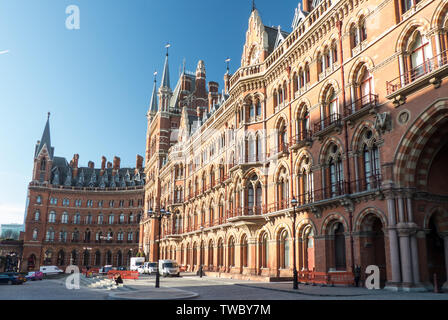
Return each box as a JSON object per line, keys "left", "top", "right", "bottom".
{"left": 298, "top": 270, "right": 354, "bottom": 286}
{"left": 82, "top": 268, "right": 100, "bottom": 277}
{"left": 107, "top": 270, "right": 139, "bottom": 280}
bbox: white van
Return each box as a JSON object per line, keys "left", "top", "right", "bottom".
{"left": 130, "top": 257, "right": 145, "bottom": 271}
{"left": 159, "top": 260, "right": 180, "bottom": 277}
{"left": 40, "top": 266, "right": 64, "bottom": 275}
{"left": 144, "top": 262, "right": 157, "bottom": 274}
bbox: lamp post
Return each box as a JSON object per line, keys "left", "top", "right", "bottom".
{"left": 291, "top": 197, "right": 299, "bottom": 290}
{"left": 148, "top": 207, "right": 171, "bottom": 288}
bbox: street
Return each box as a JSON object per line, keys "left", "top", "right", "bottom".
{"left": 0, "top": 273, "right": 447, "bottom": 300}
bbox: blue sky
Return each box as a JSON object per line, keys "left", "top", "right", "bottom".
{"left": 0, "top": 0, "right": 300, "bottom": 224}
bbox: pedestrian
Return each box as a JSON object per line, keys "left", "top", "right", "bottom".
{"left": 114, "top": 273, "right": 123, "bottom": 285}
{"left": 354, "top": 265, "right": 361, "bottom": 287}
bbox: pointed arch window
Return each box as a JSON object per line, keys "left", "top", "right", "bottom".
{"left": 260, "top": 233, "right": 269, "bottom": 268}
{"left": 241, "top": 235, "right": 248, "bottom": 268}
{"left": 279, "top": 230, "right": 290, "bottom": 269}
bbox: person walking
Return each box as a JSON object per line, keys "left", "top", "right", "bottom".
{"left": 354, "top": 265, "right": 361, "bottom": 287}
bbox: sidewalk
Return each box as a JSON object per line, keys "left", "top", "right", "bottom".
{"left": 108, "top": 287, "right": 199, "bottom": 300}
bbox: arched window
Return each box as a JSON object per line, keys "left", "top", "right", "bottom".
{"left": 46, "top": 227, "right": 55, "bottom": 242}
{"left": 34, "top": 211, "right": 40, "bottom": 221}
{"left": 74, "top": 213, "right": 81, "bottom": 224}
{"left": 260, "top": 232, "right": 269, "bottom": 268}
{"left": 408, "top": 31, "right": 431, "bottom": 80}
{"left": 40, "top": 158, "right": 46, "bottom": 171}
{"left": 32, "top": 228, "right": 38, "bottom": 240}
{"left": 297, "top": 155, "right": 314, "bottom": 204}
{"left": 350, "top": 23, "right": 359, "bottom": 49}
{"left": 278, "top": 85, "right": 283, "bottom": 105}
{"left": 84, "top": 229, "right": 91, "bottom": 242}
{"left": 360, "top": 18, "right": 367, "bottom": 42}
{"left": 106, "top": 250, "right": 112, "bottom": 265}
{"left": 277, "top": 167, "right": 289, "bottom": 209}
{"left": 256, "top": 99, "right": 262, "bottom": 117}
{"left": 208, "top": 240, "right": 214, "bottom": 268}
{"left": 98, "top": 214, "right": 103, "bottom": 225}
{"left": 293, "top": 73, "right": 298, "bottom": 94}
{"left": 57, "top": 250, "right": 65, "bottom": 266}
{"left": 296, "top": 105, "right": 310, "bottom": 141}
{"left": 44, "top": 250, "right": 53, "bottom": 265}
{"left": 279, "top": 230, "right": 290, "bottom": 269}
{"left": 71, "top": 250, "right": 78, "bottom": 265}
{"left": 94, "top": 251, "right": 101, "bottom": 266}
{"left": 59, "top": 230, "right": 67, "bottom": 242}
{"left": 317, "top": 52, "right": 324, "bottom": 76}
{"left": 273, "top": 89, "right": 278, "bottom": 109}
{"left": 83, "top": 250, "right": 90, "bottom": 266}
{"left": 333, "top": 222, "right": 346, "bottom": 270}
{"left": 241, "top": 235, "right": 248, "bottom": 268}
{"left": 217, "top": 239, "right": 224, "bottom": 267}
{"left": 325, "top": 144, "right": 344, "bottom": 197}
{"left": 228, "top": 237, "right": 235, "bottom": 267}
{"left": 60, "top": 212, "right": 68, "bottom": 224}
{"left": 119, "top": 214, "right": 125, "bottom": 224}
{"left": 277, "top": 119, "right": 288, "bottom": 153}
{"left": 332, "top": 41, "right": 338, "bottom": 63}
{"left": 358, "top": 129, "right": 381, "bottom": 191}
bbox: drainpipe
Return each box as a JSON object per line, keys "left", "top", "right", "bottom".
{"left": 337, "top": 20, "right": 355, "bottom": 272}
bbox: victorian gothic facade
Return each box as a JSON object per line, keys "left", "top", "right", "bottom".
{"left": 22, "top": 115, "right": 144, "bottom": 271}
{"left": 141, "top": 0, "right": 448, "bottom": 291}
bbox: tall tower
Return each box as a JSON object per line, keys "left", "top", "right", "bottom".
{"left": 159, "top": 46, "right": 173, "bottom": 112}
{"left": 33, "top": 113, "right": 54, "bottom": 184}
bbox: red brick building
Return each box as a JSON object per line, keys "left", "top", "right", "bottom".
{"left": 22, "top": 115, "right": 144, "bottom": 271}
{"left": 141, "top": 0, "right": 448, "bottom": 292}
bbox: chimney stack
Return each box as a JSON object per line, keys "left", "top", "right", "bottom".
{"left": 113, "top": 156, "right": 121, "bottom": 170}
{"left": 72, "top": 154, "right": 79, "bottom": 178}
{"left": 88, "top": 161, "right": 95, "bottom": 169}
{"left": 208, "top": 81, "right": 219, "bottom": 112}
{"left": 107, "top": 161, "right": 112, "bottom": 169}
{"left": 101, "top": 156, "right": 106, "bottom": 170}
{"left": 136, "top": 155, "right": 143, "bottom": 170}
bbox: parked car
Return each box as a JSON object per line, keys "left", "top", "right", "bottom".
{"left": 144, "top": 262, "right": 157, "bottom": 275}
{"left": 26, "top": 271, "right": 44, "bottom": 281}
{"left": 117, "top": 266, "right": 127, "bottom": 271}
{"left": 1, "top": 272, "right": 27, "bottom": 283}
{"left": 39, "top": 266, "right": 64, "bottom": 275}
{"left": 159, "top": 260, "right": 180, "bottom": 277}
{"left": 0, "top": 274, "right": 24, "bottom": 285}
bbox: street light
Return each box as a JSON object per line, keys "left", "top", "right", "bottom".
{"left": 291, "top": 197, "right": 299, "bottom": 290}
{"left": 148, "top": 207, "right": 171, "bottom": 288}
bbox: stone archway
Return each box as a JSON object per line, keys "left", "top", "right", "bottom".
{"left": 426, "top": 210, "right": 448, "bottom": 290}
{"left": 358, "top": 213, "right": 387, "bottom": 287}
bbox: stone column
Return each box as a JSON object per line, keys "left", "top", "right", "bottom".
{"left": 387, "top": 197, "right": 401, "bottom": 284}
{"left": 397, "top": 225, "right": 413, "bottom": 285}
{"left": 407, "top": 197, "right": 420, "bottom": 284}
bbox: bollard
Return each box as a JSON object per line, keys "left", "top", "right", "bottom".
{"left": 434, "top": 273, "right": 439, "bottom": 293}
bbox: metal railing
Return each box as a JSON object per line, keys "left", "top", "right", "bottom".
{"left": 314, "top": 113, "right": 341, "bottom": 133}
{"left": 344, "top": 93, "right": 378, "bottom": 117}
{"left": 386, "top": 50, "right": 448, "bottom": 95}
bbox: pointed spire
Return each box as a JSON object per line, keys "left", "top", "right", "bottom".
{"left": 35, "top": 112, "right": 54, "bottom": 159}
{"left": 252, "top": 0, "right": 256, "bottom": 12}
{"left": 161, "top": 43, "right": 171, "bottom": 89}
{"left": 149, "top": 72, "right": 158, "bottom": 114}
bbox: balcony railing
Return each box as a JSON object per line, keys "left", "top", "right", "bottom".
{"left": 344, "top": 93, "right": 378, "bottom": 117}
{"left": 386, "top": 50, "right": 448, "bottom": 95}
{"left": 314, "top": 113, "right": 341, "bottom": 133}
{"left": 292, "top": 130, "right": 313, "bottom": 146}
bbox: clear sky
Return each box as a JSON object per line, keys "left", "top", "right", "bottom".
{"left": 0, "top": 0, "right": 301, "bottom": 225}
